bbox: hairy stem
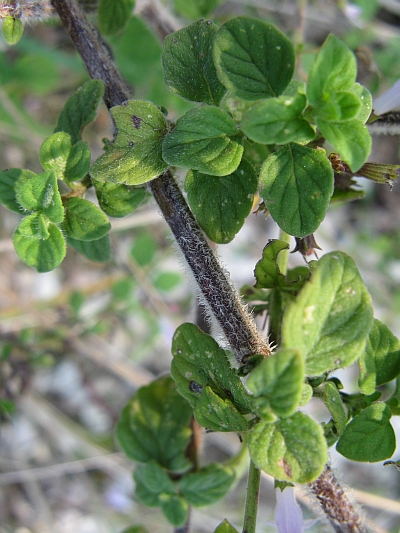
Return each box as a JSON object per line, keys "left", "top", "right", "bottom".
{"left": 149, "top": 172, "right": 270, "bottom": 361}
{"left": 309, "top": 465, "right": 366, "bottom": 533}
{"left": 51, "top": 0, "right": 130, "bottom": 108}
{"left": 242, "top": 460, "right": 261, "bottom": 533}
{"left": 368, "top": 112, "right": 400, "bottom": 135}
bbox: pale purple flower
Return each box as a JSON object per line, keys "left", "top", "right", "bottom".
{"left": 373, "top": 79, "right": 400, "bottom": 115}
{"left": 268, "top": 487, "right": 317, "bottom": 533}
{"left": 344, "top": 4, "right": 363, "bottom": 26}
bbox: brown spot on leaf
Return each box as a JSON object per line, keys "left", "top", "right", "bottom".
{"left": 278, "top": 458, "right": 293, "bottom": 479}
{"left": 131, "top": 115, "right": 142, "bottom": 129}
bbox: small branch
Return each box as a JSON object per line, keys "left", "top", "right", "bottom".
{"left": 51, "top": 0, "right": 130, "bottom": 108}
{"left": 242, "top": 460, "right": 261, "bottom": 533}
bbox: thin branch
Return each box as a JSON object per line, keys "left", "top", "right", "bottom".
{"left": 242, "top": 460, "right": 261, "bottom": 533}
{"left": 50, "top": 0, "right": 130, "bottom": 108}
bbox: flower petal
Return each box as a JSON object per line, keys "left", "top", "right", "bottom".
{"left": 275, "top": 487, "right": 304, "bottom": 533}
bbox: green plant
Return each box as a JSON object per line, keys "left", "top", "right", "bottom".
{"left": 1, "top": 1, "right": 400, "bottom": 532}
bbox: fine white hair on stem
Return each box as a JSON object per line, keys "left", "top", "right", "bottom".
{"left": 309, "top": 465, "right": 366, "bottom": 533}
{"left": 0, "top": 1, "right": 54, "bottom": 23}
{"left": 0, "top": 1, "right": 97, "bottom": 24}
{"left": 373, "top": 79, "right": 400, "bottom": 116}
{"left": 368, "top": 112, "right": 400, "bottom": 135}
{"left": 149, "top": 171, "right": 272, "bottom": 363}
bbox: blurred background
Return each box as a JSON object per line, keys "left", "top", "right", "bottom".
{"left": 1, "top": 1, "right": 400, "bottom": 532}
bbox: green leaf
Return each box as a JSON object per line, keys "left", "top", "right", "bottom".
{"left": 213, "top": 16, "right": 295, "bottom": 100}
{"left": 247, "top": 348, "right": 305, "bottom": 418}
{"left": 307, "top": 34, "right": 357, "bottom": 105}
{"left": 115, "top": 375, "right": 192, "bottom": 472}
{"left": 162, "top": 20, "right": 226, "bottom": 105}
{"left": 134, "top": 461, "right": 176, "bottom": 507}
{"left": 254, "top": 240, "right": 290, "bottom": 289}
{"left": 194, "top": 386, "right": 250, "bottom": 432}
{"left": 299, "top": 383, "right": 313, "bottom": 406}
{"left": 282, "top": 252, "right": 374, "bottom": 375}
{"left": 184, "top": 159, "right": 258, "bottom": 244}
{"left": 283, "top": 80, "right": 307, "bottom": 97}
{"left": 65, "top": 141, "right": 91, "bottom": 183}
{"left": 40, "top": 132, "right": 71, "bottom": 180}
{"left": 171, "top": 323, "right": 251, "bottom": 431}
{"left": 336, "top": 403, "right": 395, "bottom": 462}
{"left": 13, "top": 222, "right": 66, "bottom": 273}
{"left": 315, "top": 91, "right": 361, "bottom": 122}
{"left": 349, "top": 83, "right": 372, "bottom": 123}
{"left": 171, "top": 323, "right": 251, "bottom": 413}
{"left": 162, "top": 106, "right": 243, "bottom": 176}
{"left": 90, "top": 100, "right": 168, "bottom": 185}
{"left": 259, "top": 143, "right": 334, "bottom": 237}
{"left": 317, "top": 119, "right": 371, "bottom": 172}
{"left": 15, "top": 170, "right": 64, "bottom": 224}
{"left": 98, "top": 0, "right": 135, "bottom": 36}
{"left": 323, "top": 381, "right": 347, "bottom": 435}
{"left": 63, "top": 198, "right": 111, "bottom": 241}
{"left": 67, "top": 234, "right": 111, "bottom": 263}
{"left": 173, "top": 0, "right": 223, "bottom": 19}
{"left": 0, "top": 168, "right": 36, "bottom": 213}
{"left": 213, "top": 520, "right": 239, "bottom": 533}
{"left": 18, "top": 213, "right": 50, "bottom": 240}
{"left": 179, "top": 463, "right": 235, "bottom": 507}
{"left": 40, "top": 132, "right": 91, "bottom": 184}
{"left": 159, "top": 494, "right": 189, "bottom": 527}
{"left": 2, "top": 16, "right": 24, "bottom": 45}
{"left": 241, "top": 93, "right": 315, "bottom": 144}
{"left": 94, "top": 180, "right": 147, "bottom": 218}
{"left": 358, "top": 319, "right": 400, "bottom": 395}
{"left": 55, "top": 80, "right": 105, "bottom": 144}
{"left": 248, "top": 412, "right": 327, "bottom": 483}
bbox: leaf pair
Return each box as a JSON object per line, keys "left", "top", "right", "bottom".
{"left": 332, "top": 319, "right": 400, "bottom": 462}
{"left": 170, "top": 323, "right": 327, "bottom": 483}
{"left": 134, "top": 460, "right": 235, "bottom": 526}
{"left": 0, "top": 80, "right": 117, "bottom": 270}
{"left": 161, "top": 17, "right": 296, "bottom": 176}
{"left": 307, "top": 35, "right": 372, "bottom": 172}
{"left": 11, "top": 171, "right": 66, "bottom": 272}
{"left": 162, "top": 17, "right": 294, "bottom": 106}
{"left": 160, "top": 17, "right": 297, "bottom": 242}
{"left": 116, "top": 375, "right": 235, "bottom": 527}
